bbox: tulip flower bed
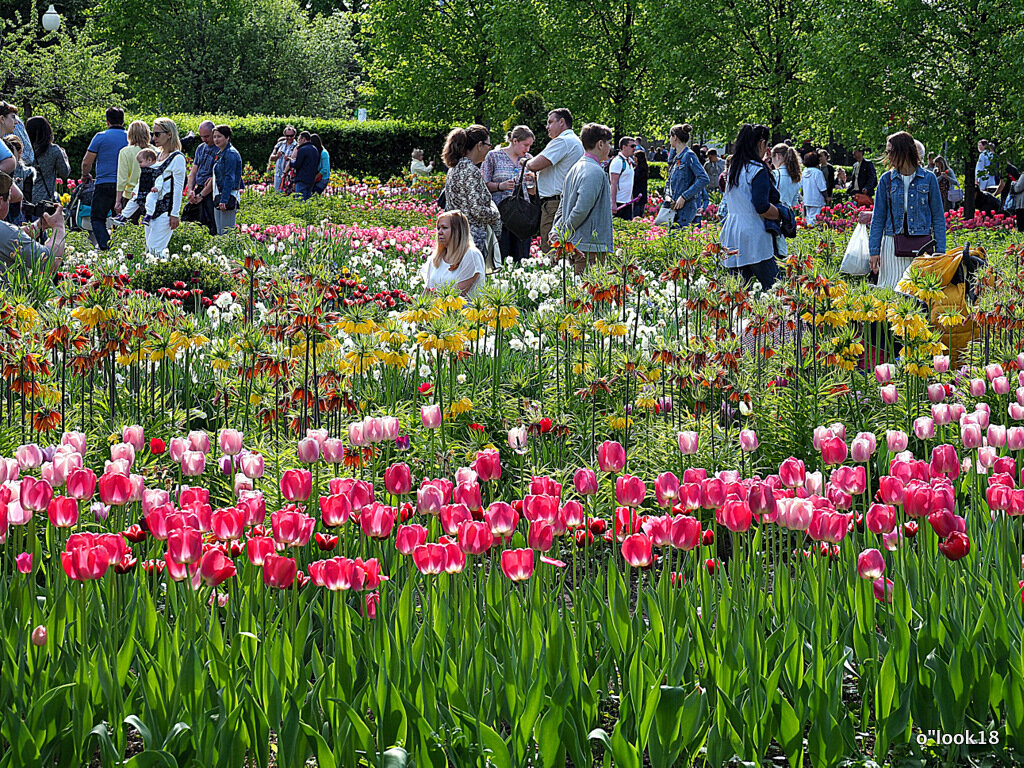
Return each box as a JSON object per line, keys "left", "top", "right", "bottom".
{"left": 4, "top": 179, "right": 1024, "bottom": 767}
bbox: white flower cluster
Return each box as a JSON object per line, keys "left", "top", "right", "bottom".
{"left": 206, "top": 292, "right": 244, "bottom": 330}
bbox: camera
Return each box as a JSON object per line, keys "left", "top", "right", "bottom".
{"left": 22, "top": 200, "right": 59, "bottom": 220}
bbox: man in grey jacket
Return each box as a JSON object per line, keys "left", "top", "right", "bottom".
{"left": 552, "top": 123, "right": 613, "bottom": 276}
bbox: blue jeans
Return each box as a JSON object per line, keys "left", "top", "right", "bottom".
{"left": 295, "top": 182, "right": 313, "bottom": 201}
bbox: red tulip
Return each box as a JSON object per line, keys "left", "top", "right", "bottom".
{"left": 641, "top": 515, "right": 672, "bottom": 547}
{"left": 149, "top": 438, "right": 166, "bottom": 455}
{"left": 523, "top": 494, "right": 558, "bottom": 523}
{"left": 928, "top": 508, "right": 962, "bottom": 539}
{"left": 263, "top": 554, "right": 298, "bottom": 588}
{"left": 878, "top": 476, "right": 905, "bottom": 505}
{"left": 114, "top": 552, "right": 137, "bottom": 574}
{"left": 167, "top": 527, "right": 204, "bottom": 564}
{"left": 716, "top": 498, "right": 752, "bottom": 532}
{"left": 857, "top": 548, "right": 885, "bottom": 579}
{"left": 528, "top": 521, "right": 554, "bottom": 552}
{"left": 246, "top": 536, "right": 275, "bottom": 566}
{"left": 473, "top": 449, "right": 502, "bottom": 482}
{"left": 384, "top": 462, "right": 413, "bottom": 496}
{"left": 621, "top": 533, "right": 653, "bottom": 567}
{"left": 199, "top": 549, "right": 237, "bottom": 587}
{"left": 614, "top": 506, "right": 640, "bottom": 540}
{"left": 615, "top": 474, "right": 646, "bottom": 507}
{"left": 47, "top": 495, "right": 79, "bottom": 528}
{"left": 560, "top": 500, "right": 585, "bottom": 528}
{"left": 529, "top": 476, "right": 562, "bottom": 497}
{"left": 16, "top": 552, "right": 32, "bottom": 574}
{"left": 597, "top": 440, "right": 626, "bottom": 473}
{"left": 873, "top": 577, "right": 894, "bottom": 603}
{"left": 280, "top": 469, "right": 313, "bottom": 502}
{"left": 930, "top": 444, "right": 960, "bottom": 480}
{"left": 700, "top": 478, "right": 726, "bottom": 510}
{"left": 315, "top": 532, "right": 339, "bottom": 551}
{"left": 61, "top": 533, "right": 110, "bottom": 580}
{"left": 459, "top": 520, "right": 493, "bottom": 555}
{"left": 392, "top": 524, "right": 425, "bottom": 555}
{"left": 938, "top": 531, "right": 970, "bottom": 561}
{"left": 747, "top": 482, "right": 777, "bottom": 523}
{"left": 66, "top": 467, "right": 97, "bottom": 501}
{"left": 413, "top": 543, "right": 447, "bottom": 575}
{"left": 360, "top": 503, "right": 396, "bottom": 539}
{"left": 808, "top": 510, "right": 850, "bottom": 544}
{"left": 500, "top": 548, "right": 535, "bottom": 581}
{"left": 123, "top": 524, "right": 147, "bottom": 543}
{"left": 440, "top": 503, "right": 472, "bottom": 535}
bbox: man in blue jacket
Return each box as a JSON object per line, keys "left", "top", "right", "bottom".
{"left": 291, "top": 132, "right": 320, "bottom": 201}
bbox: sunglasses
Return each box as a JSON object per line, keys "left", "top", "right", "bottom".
{"left": 627, "top": 144, "right": 637, "bottom": 149}
{"left": 285, "top": 133, "right": 295, "bottom": 137}
{"left": 152, "top": 130, "right": 166, "bottom": 137}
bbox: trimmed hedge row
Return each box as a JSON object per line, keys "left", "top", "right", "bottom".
{"left": 56, "top": 114, "right": 450, "bottom": 177}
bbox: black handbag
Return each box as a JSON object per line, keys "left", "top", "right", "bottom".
{"left": 497, "top": 164, "right": 540, "bottom": 241}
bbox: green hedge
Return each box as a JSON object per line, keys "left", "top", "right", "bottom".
{"left": 56, "top": 114, "right": 450, "bottom": 177}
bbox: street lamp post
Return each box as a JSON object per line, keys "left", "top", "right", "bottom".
{"left": 42, "top": 3, "right": 61, "bottom": 31}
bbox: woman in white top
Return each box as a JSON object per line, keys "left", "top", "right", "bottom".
{"left": 421, "top": 210, "right": 486, "bottom": 297}
{"left": 800, "top": 151, "right": 827, "bottom": 226}
{"left": 770, "top": 144, "right": 802, "bottom": 209}
{"left": 145, "top": 118, "right": 187, "bottom": 256}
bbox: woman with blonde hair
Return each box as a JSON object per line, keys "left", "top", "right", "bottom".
{"left": 421, "top": 209, "right": 486, "bottom": 296}
{"left": 442, "top": 124, "right": 500, "bottom": 255}
{"left": 115, "top": 120, "right": 152, "bottom": 220}
{"left": 145, "top": 117, "right": 187, "bottom": 256}
{"left": 770, "top": 143, "right": 801, "bottom": 209}
{"left": 868, "top": 130, "right": 946, "bottom": 288}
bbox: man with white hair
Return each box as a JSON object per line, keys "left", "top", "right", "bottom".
{"left": 184, "top": 120, "right": 218, "bottom": 234}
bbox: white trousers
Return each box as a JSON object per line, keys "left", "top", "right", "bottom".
{"left": 146, "top": 214, "right": 174, "bottom": 256}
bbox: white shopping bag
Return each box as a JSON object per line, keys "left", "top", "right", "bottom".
{"left": 840, "top": 223, "right": 871, "bottom": 276}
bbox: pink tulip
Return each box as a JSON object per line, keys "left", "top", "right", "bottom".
{"left": 472, "top": 449, "right": 501, "bottom": 482}
{"left": 500, "top": 548, "right": 535, "bottom": 581}
{"left": 615, "top": 474, "right": 646, "bottom": 507}
{"left": 986, "top": 363, "right": 1005, "bottom": 381}
{"left": 122, "top": 425, "right": 145, "bottom": 452}
{"left": 381, "top": 417, "right": 399, "bottom": 441}
{"left": 970, "top": 378, "right": 986, "bottom": 397}
{"left": 739, "top": 429, "right": 758, "bottom": 452}
{"left": 322, "top": 439, "right": 345, "bottom": 464}
{"left": 454, "top": 481, "right": 482, "bottom": 511}
{"left": 280, "top": 469, "right": 313, "bottom": 501}
{"left": 933, "top": 355, "right": 950, "bottom": 373}
{"left": 16, "top": 552, "right": 32, "bottom": 574}
{"left": 930, "top": 444, "right": 960, "bottom": 480}
{"left": 886, "top": 430, "right": 909, "bottom": 453}
{"left": 913, "top": 417, "right": 936, "bottom": 440}
{"left": 851, "top": 436, "right": 874, "bottom": 463}
{"left": 20, "top": 476, "right": 53, "bottom": 511}
{"left": 1010, "top": 403, "right": 1024, "bottom": 421}
{"left": 808, "top": 509, "right": 850, "bottom": 543}
{"left": 239, "top": 452, "right": 264, "bottom": 479}
{"left": 779, "top": 457, "right": 805, "bottom": 488}
{"left": 858, "top": 548, "right": 885, "bottom": 579}
{"left": 348, "top": 421, "right": 367, "bottom": 446}
{"left": 16, "top": 444, "right": 43, "bottom": 469}
{"left": 384, "top": 463, "right": 413, "bottom": 496}
{"left": 61, "top": 431, "right": 87, "bottom": 454}
{"left": 700, "top": 477, "right": 726, "bottom": 509}
{"left": 873, "top": 577, "right": 894, "bottom": 602}
{"left": 880, "top": 385, "right": 899, "bottom": 405}
{"left": 820, "top": 437, "right": 848, "bottom": 466}
{"left": 263, "top": 555, "right": 297, "bottom": 589}
{"left": 642, "top": 515, "right": 673, "bottom": 547}
{"left": 994, "top": 376, "right": 1011, "bottom": 396}
{"left": 804, "top": 471, "right": 824, "bottom": 496}
{"left": 320, "top": 493, "right": 353, "bottom": 526}
{"left": 167, "top": 527, "right": 203, "bottom": 564}
{"left": 271, "top": 508, "right": 316, "bottom": 547}
{"left": 528, "top": 520, "right": 554, "bottom": 552}
{"left": 395, "top": 524, "right": 428, "bottom": 555}
{"left": 413, "top": 543, "right": 447, "bottom": 575}
{"left": 199, "top": 549, "right": 236, "bottom": 588}
{"left": 306, "top": 428, "right": 329, "bottom": 448}
{"left": 421, "top": 405, "right": 442, "bottom": 429}
{"left": 416, "top": 483, "right": 444, "bottom": 515}
{"left": 47, "top": 496, "right": 79, "bottom": 528}
{"left": 507, "top": 427, "right": 528, "bottom": 454}
{"left": 747, "top": 481, "right": 777, "bottom": 522}
{"left": 218, "top": 429, "right": 244, "bottom": 456}
{"left": 961, "top": 422, "right": 983, "bottom": 450}
{"left": 597, "top": 441, "right": 626, "bottom": 473}
{"left": 246, "top": 537, "right": 275, "bottom": 566}
{"left": 560, "top": 500, "right": 584, "bottom": 528}
{"left": 926, "top": 383, "right": 946, "bottom": 403}
{"left": 717, "top": 498, "right": 752, "bottom": 533}
{"left": 866, "top": 503, "right": 897, "bottom": 534}
{"left": 181, "top": 450, "right": 206, "bottom": 477}
{"left": 360, "top": 503, "right": 396, "bottom": 539}
{"left": 485, "top": 501, "right": 519, "bottom": 537}
{"left": 169, "top": 437, "right": 188, "bottom": 462}
{"left": 297, "top": 437, "right": 321, "bottom": 464}
{"left": 621, "top": 533, "right": 653, "bottom": 567}
{"left": 654, "top": 472, "right": 680, "bottom": 507}
{"left": 573, "top": 468, "right": 599, "bottom": 496}
{"left": 0, "top": 458, "right": 19, "bottom": 484}
{"left": 670, "top": 515, "right": 701, "bottom": 550}
{"left": 677, "top": 431, "right": 699, "bottom": 456}
{"left": 188, "top": 431, "right": 211, "bottom": 454}
{"left": 211, "top": 507, "right": 245, "bottom": 541}
{"left": 874, "top": 364, "right": 894, "bottom": 384}
{"left": 363, "top": 417, "right": 384, "bottom": 443}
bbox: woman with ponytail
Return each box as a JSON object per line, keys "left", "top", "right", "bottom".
{"left": 663, "top": 123, "right": 708, "bottom": 227}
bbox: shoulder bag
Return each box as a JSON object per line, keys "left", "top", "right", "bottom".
{"left": 497, "top": 162, "right": 541, "bottom": 241}
{"left": 889, "top": 174, "right": 936, "bottom": 259}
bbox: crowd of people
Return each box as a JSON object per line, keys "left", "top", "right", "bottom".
{"left": 268, "top": 126, "right": 331, "bottom": 200}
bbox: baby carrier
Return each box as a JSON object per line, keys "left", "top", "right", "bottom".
{"left": 151, "top": 151, "right": 183, "bottom": 217}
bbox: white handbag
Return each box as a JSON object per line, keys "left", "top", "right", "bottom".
{"left": 654, "top": 204, "right": 675, "bottom": 227}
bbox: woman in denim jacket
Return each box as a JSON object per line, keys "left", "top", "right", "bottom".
{"left": 209, "top": 123, "right": 243, "bottom": 235}
{"left": 868, "top": 131, "right": 947, "bottom": 289}
{"left": 664, "top": 123, "right": 709, "bottom": 227}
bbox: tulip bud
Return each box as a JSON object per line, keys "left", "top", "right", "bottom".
{"left": 31, "top": 625, "right": 47, "bottom": 647}
{"left": 857, "top": 548, "right": 885, "bottom": 580}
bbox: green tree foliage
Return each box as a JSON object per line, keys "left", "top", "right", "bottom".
{"left": 503, "top": 91, "right": 549, "bottom": 149}
{"left": 0, "top": 18, "right": 123, "bottom": 119}
{"left": 95, "top": 0, "right": 359, "bottom": 117}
